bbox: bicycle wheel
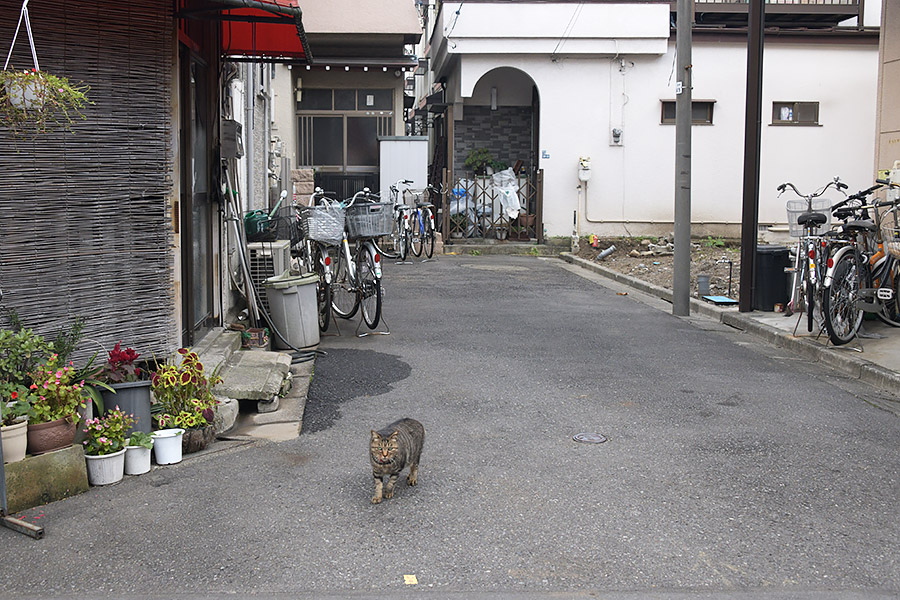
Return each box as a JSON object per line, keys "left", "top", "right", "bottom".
{"left": 806, "top": 277, "right": 815, "bottom": 333}
{"left": 380, "top": 215, "right": 401, "bottom": 259}
{"left": 398, "top": 215, "right": 409, "bottom": 261}
{"left": 356, "top": 246, "right": 382, "bottom": 329}
{"left": 330, "top": 248, "right": 359, "bottom": 319}
{"left": 823, "top": 252, "right": 865, "bottom": 345}
{"left": 875, "top": 255, "right": 900, "bottom": 327}
{"left": 410, "top": 211, "right": 423, "bottom": 257}
{"left": 313, "top": 246, "right": 331, "bottom": 332}
{"left": 423, "top": 209, "right": 435, "bottom": 258}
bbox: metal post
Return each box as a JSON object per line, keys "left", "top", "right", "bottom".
{"left": 739, "top": 0, "right": 765, "bottom": 312}
{"left": 673, "top": 0, "right": 693, "bottom": 316}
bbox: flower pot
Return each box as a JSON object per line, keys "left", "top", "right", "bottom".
{"left": 152, "top": 428, "right": 184, "bottom": 465}
{"left": 84, "top": 448, "right": 126, "bottom": 486}
{"left": 182, "top": 426, "right": 216, "bottom": 455}
{"left": 4, "top": 79, "right": 41, "bottom": 110}
{"left": 27, "top": 415, "right": 77, "bottom": 455}
{"left": 1, "top": 419, "right": 28, "bottom": 463}
{"left": 124, "top": 443, "right": 152, "bottom": 475}
{"left": 101, "top": 380, "right": 152, "bottom": 436}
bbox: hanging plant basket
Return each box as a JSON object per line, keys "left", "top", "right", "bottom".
{"left": 0, "top": 0, "right": 91, "bottom": 136}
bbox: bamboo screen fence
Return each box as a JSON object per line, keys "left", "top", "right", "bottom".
{"left": 0, "top": 0, "right": 178, "bottom": 362}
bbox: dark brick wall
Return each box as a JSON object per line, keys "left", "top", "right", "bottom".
{"left": 454, "top": 105, "right": 533, "bottom": 178}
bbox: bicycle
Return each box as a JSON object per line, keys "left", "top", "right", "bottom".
{"left": 822, "top": 181, "right": 900, "bottom": 345}
{"left": 780, "top": 177, "right": 847, "bottom": 333}
{"left": 377, "top": 179, "right": 414, "bottom": 261}
{"left": 408, "top": 185, "right": 439, "bottom": 259}
{"left": 330, "top": 188, "right": 393, "bottom": 330}
{"left": 297, "top": 188, "right": 344, "bottom": 332}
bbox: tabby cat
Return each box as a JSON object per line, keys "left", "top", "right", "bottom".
{"left": 369, "top": 418, "right": 425, "bottom": 504}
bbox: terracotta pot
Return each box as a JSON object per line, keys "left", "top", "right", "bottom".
{"left": 182, "top": 426, "right": 216, "bottom": 454}
{"left": 27, "top": 415, "right": 77, "bottom": 455}
{"left": 1, "top": 419, "right": 28, "bottom": 463}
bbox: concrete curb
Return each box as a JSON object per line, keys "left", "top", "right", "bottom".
{"left": 560, "top": 252, "right": 900, "bottom": 397}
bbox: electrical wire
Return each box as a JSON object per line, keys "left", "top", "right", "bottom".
{"left": 551, "top": 2, "right": 584, "bottom": 62}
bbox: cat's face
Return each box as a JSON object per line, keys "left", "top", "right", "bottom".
{"left": 370, "top": 430, "right": 399, "bottom": 464}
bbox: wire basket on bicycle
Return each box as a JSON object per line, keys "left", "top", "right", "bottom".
{"left": 345, "top": 201, "right": 394, "bottom": 240}
{"left": 300, "top": 203, "right": 345, "bottom": 247}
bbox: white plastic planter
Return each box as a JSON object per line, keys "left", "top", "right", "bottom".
{"left": 152, "top": 428, "right": 184, "bottom": 465}
{"left": 84, "top": 448, "right": 126, "bottom": 486}
{"left": 124, "top": 444, "right": 152, "bottom": 475}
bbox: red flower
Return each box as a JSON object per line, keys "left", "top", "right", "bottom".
{"left": 10, "top": 391, "right": 17, "bottom": 400}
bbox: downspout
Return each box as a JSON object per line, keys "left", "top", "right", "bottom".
{"left": 244, "top": 64, "right": 254, "bottom": 211}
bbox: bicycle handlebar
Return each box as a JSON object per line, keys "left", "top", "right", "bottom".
{"left": 777, "top": 177, "right": 846, "bottom": 200}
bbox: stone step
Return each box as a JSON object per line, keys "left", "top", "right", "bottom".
{"left": 442, "top": 242, "right": 556, "bottom": 256}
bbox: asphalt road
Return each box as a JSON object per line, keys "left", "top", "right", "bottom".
{"left": 1, "top": 255, "right": 899, "bottom": 599}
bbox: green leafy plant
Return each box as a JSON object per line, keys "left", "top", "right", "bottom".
{"left": 0, "top": 326, "right": 54, "bottom": 392}
{"left": 0, "top": 68, "right": 91, "bottom": 137}
{"left": 27, "top": 354, "right": 86, "bottom": 424}
{"left": 82, "top": 407, "right": 133, "bottom": 456}
{"left": 528, "top": 246, "right": 540, "bottom": 257}
{"left": 469, "top": 249, "right": 482, "bottom": 256}
{"left": 464, "top": 148, "right": 494, "bottom": 175}
{"left": 127, "top": 431, "right": 154, "bottom": 449}
{"left": 490, "top": 160, "right": 508, "bottom": 172}
{"left": 702, "top": 235, "right": 725, "bottom": 248}
{"left": 151, "top": 349, "right": 221, "bottom": 430}
{"left": 1, "top": 397, "right": 29, "bottom": 427}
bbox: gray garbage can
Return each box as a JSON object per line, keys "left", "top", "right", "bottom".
{"left": 264, "top": 272, "right": 320, "bottom": 349}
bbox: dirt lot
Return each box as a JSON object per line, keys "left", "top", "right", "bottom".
{"left": 573, "top": 236, "right": 743, "bottom": 300}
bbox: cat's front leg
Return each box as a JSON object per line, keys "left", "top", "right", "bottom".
{"left": 384, "top": 473, "right": 399, "bottom": 499}
{"left": 372, "top": 473, "right": 384, "bottom": 504}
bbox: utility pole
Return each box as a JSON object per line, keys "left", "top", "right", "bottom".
{"left": 739, "top": 0, "right": 765, "bottom": 312}
{"left": 673, "top": 0, "right": 692, "bottom": 317}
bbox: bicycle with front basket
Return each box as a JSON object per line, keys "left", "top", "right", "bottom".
{"left": 330, "top": 188, "right": 393, "bottom": 330}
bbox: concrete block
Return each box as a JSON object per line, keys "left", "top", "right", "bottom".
{"left": 216, "top": 350, "right": 292, "bottom": 401}
{"left": 257, "top": 396, "right": 280, "bottom": 413}
{"left": 213, "top": 397, "right": 239, "bottom": 434}
{"left": 4, "top": 444, "right": 89, "bottom": 513}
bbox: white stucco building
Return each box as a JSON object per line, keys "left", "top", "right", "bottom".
{"left": 423, "top": 0, "right": 882, "bottom": 240}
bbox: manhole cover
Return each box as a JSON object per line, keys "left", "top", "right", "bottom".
{"left": 573, "top": 432, "right": 607, "bottom": 444}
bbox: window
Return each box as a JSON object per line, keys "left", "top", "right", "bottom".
{"left": 296, "top": 87, "right": 394, "bottom": 170}
{"left": 660, "top": 100, "right": 715, "bottom": 125}
{"left": 772, "top": 101, "right": 819, "bottom": 126}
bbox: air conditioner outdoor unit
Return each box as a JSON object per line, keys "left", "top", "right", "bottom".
{"left": 247, "top": 240, "right": 291, "bottom": 315}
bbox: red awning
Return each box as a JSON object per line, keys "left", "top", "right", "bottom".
{"left": 180, "top": 0, "right": 313, "bottom": 62}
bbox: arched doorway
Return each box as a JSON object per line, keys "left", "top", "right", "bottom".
{"left": 438, "top": 67, "right": 543, "bottom": 243}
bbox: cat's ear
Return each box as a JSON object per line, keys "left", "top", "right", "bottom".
{"left": 371, "top": 430, "right": 380, "bottom": 441}
{"left": 388, "top": 431, "right": 399, "bottom": 441}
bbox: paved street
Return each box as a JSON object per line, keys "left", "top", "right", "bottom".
{"left": 1, "top": 254, "right": 899, "bottom": 599}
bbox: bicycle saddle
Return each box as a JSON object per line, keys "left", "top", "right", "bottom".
{"left": 842, "top": 219, "right": 876, "bottom": 232}
{"left": 797, "top": 212, "right": 827, "bottom": 226}
{"left": 416, "top": 201, "right": 434, "bottom": 208}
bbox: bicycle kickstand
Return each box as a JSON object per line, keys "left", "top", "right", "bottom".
{"left": 356, "top": 314, "right": 391, "bottom": 338}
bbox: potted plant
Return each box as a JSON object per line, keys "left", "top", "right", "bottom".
{"left": 449, "top": 213, "right": 468, "bottom": 239}
{"left": 124, "top": 431, "right": 154, "bottom": 475}
{"left": 1, "top": 390, "right": 30, "bottom": 463}
{"left": 98, "top": 343, "right": 151, "bottom": 436}
{"left": 151, "top": 348, "right": 222, "bottom": 455}
{"left": 82, "top": 408, "right": 133, "bottom": 485}
{"left": 25, "top": 354, "right": 87, "bottom": 455}
{"left": 1, "top": 2, "right": 91, "bottom": 137}
{"left": 464, "top": 148, "right": 495, "bottom": 176}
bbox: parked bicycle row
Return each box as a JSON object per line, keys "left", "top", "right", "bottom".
{"left": 291, "top": 180, "right": 438, "bottom": 334}
{"left": 780, "top": 175, "right": 900, "bottom": 346}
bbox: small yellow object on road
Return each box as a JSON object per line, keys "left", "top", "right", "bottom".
{"left": 404, "top": 575, "right": 418, "bottom": 585}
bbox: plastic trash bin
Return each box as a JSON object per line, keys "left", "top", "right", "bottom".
{"left": 753, "top": 245, "right": 790, "bottom": 311}
{"left": 263, "top": 272, "right": 320, "bottom": 349}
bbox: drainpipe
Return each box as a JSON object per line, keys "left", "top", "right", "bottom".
{"left": 244, "top": 64, "right": 254, "bottom": 211}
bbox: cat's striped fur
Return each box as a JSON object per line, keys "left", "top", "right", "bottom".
{"left": 369, "top": 418, "right": 424, "bottom": 504}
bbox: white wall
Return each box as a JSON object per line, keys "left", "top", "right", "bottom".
{"left": 455, "top": 40, "right": 878, "bottom": 238}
